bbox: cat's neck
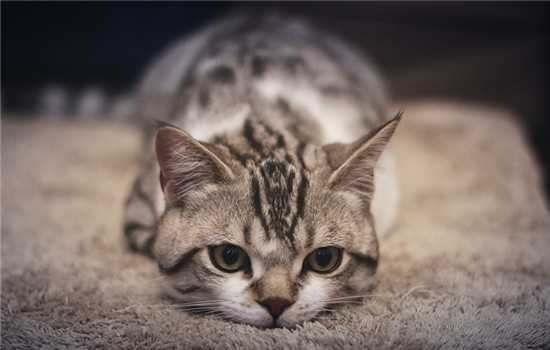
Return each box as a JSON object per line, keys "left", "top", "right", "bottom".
{"left": 192, "top": 101, "right": 322, "bottom": 173}
{"left": 185, "top": 98, "right": 323, "bottom": 147}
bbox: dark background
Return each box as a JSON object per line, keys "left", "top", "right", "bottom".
{"left": 2, "top": 2, "right": 549, "bottom": 194}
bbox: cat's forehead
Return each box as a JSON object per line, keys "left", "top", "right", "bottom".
{"left": 155, "top": 164, "right": 372, "bottom": 271}
{"left": 250, "top": 158, "right": 304, "bottom": 244}
{"left": 242, "top": 164, "right": 367, "bottom": 250}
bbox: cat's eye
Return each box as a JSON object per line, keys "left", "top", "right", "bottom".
{"left": 304, "top": 247, "right": 343, "bottom": 274}
{"left": 209, "top": 244, "right": 249, "bottom": 273}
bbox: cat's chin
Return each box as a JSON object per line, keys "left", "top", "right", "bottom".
{"left": 215, "top": 300, "right": 327, "bottom": 328}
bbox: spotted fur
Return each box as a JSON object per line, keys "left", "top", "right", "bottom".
{"left": 123, "top": 12, "right": 401, "bottom": 327}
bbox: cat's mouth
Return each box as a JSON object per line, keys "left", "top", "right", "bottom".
{"left": 173, "top": 300, "right": 327, "bottom": 328}
{"left": 191, "top": 302, "right": 340, "bottom": 328}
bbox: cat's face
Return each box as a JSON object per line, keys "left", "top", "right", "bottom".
{"left": 153, "top": 115, "right": 400, "bottom": 327}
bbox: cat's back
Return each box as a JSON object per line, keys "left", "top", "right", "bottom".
{"left": 136, "top": 12, "right": 390, "bottom": 143}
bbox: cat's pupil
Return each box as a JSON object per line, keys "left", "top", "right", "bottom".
{"left": 223, "top": 245, "right": 240, "bottom": 265}
{"left": 315, "top": 248, "right": 333, "bottom": 267}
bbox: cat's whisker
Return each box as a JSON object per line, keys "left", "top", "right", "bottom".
{"left": 175, "top": 300, "right": 225, "bottom": 306}
{"left": 398, "top": 285, "right": 428, "bottom": 301}
{"left": 316, "top": 306, "right": 334, "bottom": 311}
{"left": 175, "top": 304, "right": 225, "bottom": 310}
{"left": 320, "top": 293, "right": 392, "bottom": 302}
{"left": 175, "top": 303, "right": 225, "bottom": 310}
{"left": 177, "top": 306, "right": 226, "bottom": 311}
{"left": 175, "top": 302, "right": 225, "bottom": 308}
{"left": 175, "top": 300, "right": 224, "bottom": 304}
{"left": 319, "top": 297, "right": 363, "bottom": 303}
{"left": 203, "top": 310, "right": 225, "bottom": 316}
{"left": 319, "top": 297, "right": 361, "bottom": 303}
{"left": 112, "top": 303, "right": 175, "bottom": 313}
{"left": 177, "top": 305, "right": 227, "bottom": 311}
{"left": 324, "top": 301, "right": 364, "bottom": 305}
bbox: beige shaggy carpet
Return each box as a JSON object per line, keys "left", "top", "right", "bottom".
{"left": 2, "top": 101, "right": 550, "bottom": 349}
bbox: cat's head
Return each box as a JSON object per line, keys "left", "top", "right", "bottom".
{"left": 152, "top": 113, "right": 400, "bottom": 327}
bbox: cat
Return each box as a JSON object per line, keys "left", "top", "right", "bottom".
{"left": 123, "top": 12, "right": 401, "bottom": 328}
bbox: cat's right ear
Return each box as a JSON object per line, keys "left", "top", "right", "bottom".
{"left": 323, "top": 112, "right": 402, "bottom": 201}
{"left": 155, "top": 125, "right": 234, "bottom": 205}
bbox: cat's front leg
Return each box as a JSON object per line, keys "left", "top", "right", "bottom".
{"left": 123, "top": 159, "right": 164, "bottom": 255}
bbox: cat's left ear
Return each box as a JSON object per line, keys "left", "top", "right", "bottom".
{"left": 323, "top": 112, "right": 402, "bottom": 199}
{"left": 155, "top": 123, "right": 235, "bottom": 205}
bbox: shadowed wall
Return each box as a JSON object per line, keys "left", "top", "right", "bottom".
{"left": 2, "top": 3, "right": 549, "bottom": 194}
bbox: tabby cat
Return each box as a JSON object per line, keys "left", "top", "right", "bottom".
{"left": 124, "top": 13, "right": 401, "bottom": 327}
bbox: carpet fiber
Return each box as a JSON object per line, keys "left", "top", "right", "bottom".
{"left": 2, "top": 101, "right": 550, "bottom": 349}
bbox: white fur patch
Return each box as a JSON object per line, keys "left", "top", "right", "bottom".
{"left": 257, "top": 239, "right": 281, "bottom": 256}
{"left": 297, "top": 277, "right": 329, "bottom": 305}
{"left": 371, "top": 148, "right": 399, "bottom": 237}
{"left": 220, "top": 276, "right": 272, "bottom": 327}
{"left": 278, "top": 276, "right": 329, "bottom": 327}
{"left": 221, "top": 277, "right": 249, "bottom": 300}
{"left": 255, "top": 76, "right": 368, "bottom": 143}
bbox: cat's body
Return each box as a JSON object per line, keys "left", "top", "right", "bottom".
{"left": 124, "top": 13, "right": 401, "bottom": 327}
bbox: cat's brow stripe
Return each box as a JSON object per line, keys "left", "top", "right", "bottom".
{"left": 296, "top": 172, "right": 308, "bottom": 219}
{"left": 305, "top": 224, "right": 315, "bottom": 249}
{"left": 287, "top": 170, "right": 308, "bottom": 247}
{"left": 243, "top": 225, "right": 252, "bottom": 245}
{"left": 250, "top": 173, "right": 270, "bottom": 239}
{"left": 286, "top": 169, "right": 295, "bottom": 195}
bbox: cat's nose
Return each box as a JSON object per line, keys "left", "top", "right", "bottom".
{"left": 259, "top": 297, "right": 294, "bottom": 319}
